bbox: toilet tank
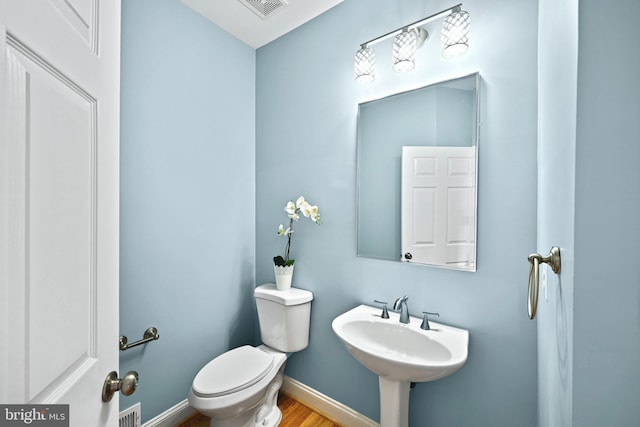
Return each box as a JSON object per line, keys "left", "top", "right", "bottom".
{"left": 254, "top": 284, "right": 313, "bottom": 352}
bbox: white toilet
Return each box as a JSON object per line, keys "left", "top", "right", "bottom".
{"left": 188, "top": 284, "right": 313, "bottom": 427}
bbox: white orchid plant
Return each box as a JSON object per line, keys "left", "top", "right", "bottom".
{"left": 273, "top": 196, "right": 322, "bottom": 267}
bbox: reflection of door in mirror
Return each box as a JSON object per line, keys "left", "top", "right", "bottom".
{"left": 401, "top": 146, "right": 476, "bottom": 270}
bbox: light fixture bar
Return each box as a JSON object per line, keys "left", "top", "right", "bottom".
{"left": 360, "top": 3, "right": 462, "bottom": 48}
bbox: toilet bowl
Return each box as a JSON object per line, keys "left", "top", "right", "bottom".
{"left": 188, "top": 284, "right": 313, "bottom": 427}
{"left": 187, "top": 345, "right": 287, "bottom": 427}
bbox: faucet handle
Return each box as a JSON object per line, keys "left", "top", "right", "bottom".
{"left": 373, "top": 300, "right": 390, "bottom": 319}
{"left": 420, "top": 311, "right": 440, "bottom": 330}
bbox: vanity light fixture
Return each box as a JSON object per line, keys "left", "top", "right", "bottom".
{"left": 354, "top": 3, "right": 470, "bottom": 83}
{"left": 354, "top": 45, "right": 376, "bottom": 83}
{"left": 392, "top": 28, "right": 419, "bottom": 72}
{"left": 442, "top": 8, "right": 471, "bottom": 57}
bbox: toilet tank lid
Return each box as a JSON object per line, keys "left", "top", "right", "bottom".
{"left": 255, "top": 284, "right": 313, "bottom": 305}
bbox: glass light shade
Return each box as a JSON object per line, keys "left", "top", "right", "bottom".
{"left": 354, "top": 46, "right": 375, "bottom": 83}
{"left": 392, "top": 29, "right": 417, "bottom": 72}
{"left": 441, "top": 9, "right": 470, "bottom": 58}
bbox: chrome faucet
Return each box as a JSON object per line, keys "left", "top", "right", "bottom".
{"left": 393, "top": 296, "right": 410, "bottom": 324}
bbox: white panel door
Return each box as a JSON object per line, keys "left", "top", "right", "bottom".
{"left": 401, "top": 146, "right": 476, "bottom": 268}
{"left": 0, "top": 0, "right": 120, "bottom": 425}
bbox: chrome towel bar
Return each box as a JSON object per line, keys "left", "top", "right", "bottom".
{"left": 120, "top": 326, "right": 160, "bottom": 351}
{"left": 527, "top": 247, "right": 561, "bottom": 319}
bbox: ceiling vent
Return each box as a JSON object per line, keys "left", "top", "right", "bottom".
{"left": 238, "top": 0, "right": 287, "bottom": 20}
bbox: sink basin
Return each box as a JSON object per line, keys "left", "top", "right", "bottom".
{"left": 332, "top": 304, "right": 469, "bottom": 382}
{"left": 332, "top": 304, "right": 469, "bottom": 427}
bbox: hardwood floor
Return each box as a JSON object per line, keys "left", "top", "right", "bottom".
{"left": 176, "top": 393, "right": 342, "bottom": 427}
{"left": 277, "top": 393, "right": 341, "bottom": 427}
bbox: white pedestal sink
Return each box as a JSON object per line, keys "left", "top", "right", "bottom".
{"left": 332, "top": 304, "right": 469, "bottom": 427}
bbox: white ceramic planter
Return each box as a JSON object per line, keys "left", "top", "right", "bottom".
{"left": 273, "top": 264, "right": 294, "bottom": 290}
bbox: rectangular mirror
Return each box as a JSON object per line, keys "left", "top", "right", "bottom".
{"left": 356, "top": 73, "right": 479, "bottom": 271}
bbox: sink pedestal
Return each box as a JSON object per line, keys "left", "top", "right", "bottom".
{"left": 378, "top": 377, "right": 411, "bottom": 427}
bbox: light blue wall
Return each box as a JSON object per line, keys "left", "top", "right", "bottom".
{"left": 119, "top": 0, "right": 256, "bottom": 422}
{"left": 256, "top": 0, "right": 539, "bottom": 425}
{"left": 436, "top": 87, "right": 475, "bottom": 147}
{"left": 538, "top": 1, "right": 640, "bottom": 426}
{"left": 356, "top": 86, "right": 437, "bottom": 261}
{"left": 573, "top": 0, "right": 640, "bottom": 424}
{"left": 537, "top": 0, "right": 577, "bottom": 425}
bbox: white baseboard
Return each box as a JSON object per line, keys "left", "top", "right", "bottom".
{"left": 281, "top": 375, "right": 379, "bottom": 427}
{"left": 142, "top": 376, "right": 378, "bottom": 427}
{"left": 142, "top": 399, "right": 195, "bottom": 427}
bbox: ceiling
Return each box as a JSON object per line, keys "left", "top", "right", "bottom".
{"left": 181, "top": 0, "right": 344, "bottom": 49}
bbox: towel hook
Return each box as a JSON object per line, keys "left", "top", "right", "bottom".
{"left": 527, "top": 246, "right": 560, "bottom": 319}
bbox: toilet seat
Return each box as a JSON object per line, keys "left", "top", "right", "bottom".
{"left": 192, "top": 345, "right": 274, "bottom": 398}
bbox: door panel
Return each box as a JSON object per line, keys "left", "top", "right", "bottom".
{"left": 7, "top": 42, "right": 97, "bottom": 402}
{"left": 49, "top": 0, "right": 98, "bottom": 51}
{"left": 411, "top": 187, "right": 436, "bottom": 245}
{"left": 0, "top": 0, "right": 120, "bottom": 424}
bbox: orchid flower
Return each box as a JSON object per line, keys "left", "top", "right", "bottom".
{"left": 274, "top": 195, "right": 322, "bottom": 266}
{"left": 277, "top": 224, "right": 293, "bottom": 236}
{"left": 309, "top": 205, "right": 321, "bottom": 223}
{"left": 285, "top": 201, "right": 296, "bottom": 215}
{"left": 299, "top": 201, "right": 312, "bottom": 218}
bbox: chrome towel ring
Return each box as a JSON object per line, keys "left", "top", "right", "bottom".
{"left": 527, "top": 247, "right": 561, "bottom": 319}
